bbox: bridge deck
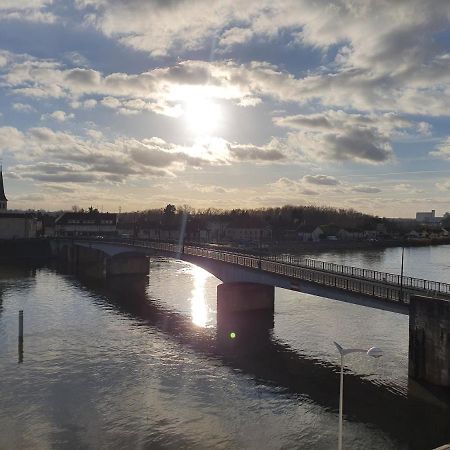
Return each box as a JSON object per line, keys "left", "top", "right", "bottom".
{"left": 80, "top": 239, "right": 449, "bottom": 305}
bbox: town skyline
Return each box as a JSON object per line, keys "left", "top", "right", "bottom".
{"left": 1, "top": 1, "right": 450, "bottom": 216}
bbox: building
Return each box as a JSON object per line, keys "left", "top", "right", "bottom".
{"left": 416, "top": 210, "right": 442, "bottom": 224}
{"left": 297, "top": 225, "right": 323, "bottom": 242}
{"left": 224, "top": 217, "right": 272, "bottom": 244}
{"left": 0, "top": 167, "right": 7, "bottom": 211}
{"left": 0, "top": 213, "right": 38, "bottom": 239}
{"left": 0, "top": 167, "right": 39, "bottom": 239}
{"left": 55, "top": 212, "right": 117, "bottom": 237}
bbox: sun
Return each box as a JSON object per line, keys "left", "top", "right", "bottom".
{"left": 184, "top": 97, "right": 222, "bottom": 136}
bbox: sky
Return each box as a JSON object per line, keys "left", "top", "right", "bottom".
{"left": 0, "top": 0, "right": 450, "bottom": 217}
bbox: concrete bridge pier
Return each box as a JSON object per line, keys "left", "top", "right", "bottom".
{"left": 106, "top": 254, "right": 149, "bottom": 276}
{"left": 217, "top": 282, "right": 274, "bottom": 355}
{"left": 217, "top": 282, "right": 274, "bottom": 315}
{"left": 76, "top": 245, "right": 107, "bottom": 278}
{"left": 74, "top": 246, "right": 149, "bottom": 279}
{"left": 409, "top": 295, "right": 450, "bottom": 387}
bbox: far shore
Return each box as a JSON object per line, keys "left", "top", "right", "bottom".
{"left": 265, "top": 238, "right": 450, "bottom": 256}
{"left": 207, "top": 237, "right": 450, "bottom": 257}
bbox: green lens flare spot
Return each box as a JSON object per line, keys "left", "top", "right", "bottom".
{"left": 229, "top": 332, "right": 237, "bottom": 339}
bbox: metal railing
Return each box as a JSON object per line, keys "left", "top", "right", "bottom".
{"left": 73, "top": 238, "right": 450, "bottom": 303}
{"left": 265, "top": 253, "right": 450, "bottom": 295}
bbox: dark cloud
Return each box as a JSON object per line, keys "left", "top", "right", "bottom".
{"left": 65, "top": 68, "right": 101, "bottom": 87}
{"left": 324, "top": 129, "right": 391, "bottom": 163}
{"left": 229, "top": 143, "right": 285, "bottom": 162}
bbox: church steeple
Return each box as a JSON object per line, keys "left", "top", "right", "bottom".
{"left": 0, "top": 166, "right": 8, "bottom": 211}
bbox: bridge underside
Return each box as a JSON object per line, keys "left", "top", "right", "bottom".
{"left": 183, "top": 253, "right": 409, "bottom": 315}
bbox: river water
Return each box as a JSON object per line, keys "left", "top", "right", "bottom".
{"left": 1, "top": 245, "right": 450, "bottom": 449}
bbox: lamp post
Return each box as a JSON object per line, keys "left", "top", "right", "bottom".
{"left": 399, "top": 246, "right": 405, "bottom": 302}
{"left": 334, "top": 341, "right": 383, "bottom": 450}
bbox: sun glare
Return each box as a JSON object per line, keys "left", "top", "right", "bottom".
{"left": 184, "top": 97, "right": 222, "bottom": 136}
{"left": 190, "top": 265, "right": 211, "bottom": 327}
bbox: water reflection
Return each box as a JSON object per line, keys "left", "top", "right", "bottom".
{"left": 74, "top": 274, "right": 450, "bottom": 448}
{"left": 189, "top": 265, "right": 211, "bottom": 327}
{"left": 3, "top": 262, "right": 450, "bottom": 449}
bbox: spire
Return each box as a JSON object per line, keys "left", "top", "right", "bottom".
{"left": 0, "top": 165, "right": 8, "bottom": 203}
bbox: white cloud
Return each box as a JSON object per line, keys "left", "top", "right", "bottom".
{"left": 0, "top": 126, "right": 26, "bottom": 153}
{"left": 42, "top": 110, "right": 75, "bottom": 122}
{"left": 12, "top": 102, "right": 36, "bottom": 113}
{"left": 68, "top": 1, "right": 450, "bottom": 116}
{"left": 0, "top": 0, "right": 56, "bottom": 23}
{"left": 436, "top": 180, "right": 450, "bottom": 191}
{"left": 431, "top": 137, "right": 450, "bottom": 160}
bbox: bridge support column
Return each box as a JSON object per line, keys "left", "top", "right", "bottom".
{"left": 409, "top": 295, "right": 450, "bottom": 387}
{"left": 107, "top": 254, "right": 149, "bottom": 276}
{"left": 217, "top": 282, "right": 274, "bottom": 315}
{"left": 217, "top": 282, "right": 274, "bottom": 355}
{"left": 76, "top": 245, "right": 107, "bottom": 278}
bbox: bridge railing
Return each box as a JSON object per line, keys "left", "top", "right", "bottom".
{"left": 80, "top": 238, "right": 450, "bottom": 300}
{"left": 260, "top": 252, "right": 450, "bottom": 296}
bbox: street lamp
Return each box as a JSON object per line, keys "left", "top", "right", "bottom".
{"left": 334, "top": 341, "right": 383, "bottom": 450}
{"left": 399, "top": 246, "right": 405, "bottom": 302}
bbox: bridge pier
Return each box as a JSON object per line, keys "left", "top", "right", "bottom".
{"left": 66, "top": 245, "right": 149, "bottom": 278}
{"left": 217, "top": 282, "right": 274, "bottom": 315}
{"left": 106, "top": 254, "right": 149, "bottom": 276}
{"left": 217, "top": 282, "right": 274, "bottom": 355}
{"left": 409, "top": 295, "right": 450, "bottom": 387}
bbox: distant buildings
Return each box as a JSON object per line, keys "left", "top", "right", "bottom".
{"left": 224, "top": 217, "right": 272, "bottom": 244}
{"left": 416, "top": 209, "right": 442, "bottom": 224}
{"left": 55, "top": 212, "right": 118, "bottom": 237}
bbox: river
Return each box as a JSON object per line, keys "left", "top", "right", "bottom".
{"left": 0, "top": 245, "right": 450, "bottom": 449}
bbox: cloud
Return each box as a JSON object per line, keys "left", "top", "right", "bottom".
{"left": 12, "top": 102, "right": 36, "bottom": 113}
{"left": 303, "top": 174, "right": 340, "bottom": 186}
{"left": 270, "top": 177, "right": 320, "bottom": 196}
{"left": 219, "top": 27, "right": 253, "bottom": 48}
{"left": 2, "top": 126, "right": 213, "bottom": 184}
{"left": 66, "top": 1, "right": 450, "bottom": 116}
{"left": 351, "top": 185, "right": 382, "bottom": 194}
{"left": 431, "top": 137, "right": 450, "bottom": 159}
{"left": 436, "top": 180, "right": 450, "bottom": 191}
{"left": 4, "top": 45, "right": 450, "bottom": 123}
{"left": 42, "top": 110, "right": 75, "bottom": 122}
{"left": 0, "top": 1, "right": 56, "bottom": 23}
{"left": 1, "top": 125, "right": 295, "bottom": 187}
{"left": 276, "top": 110, "right": 404, "bottom": 163}
{"left": 0, "top": 126, "right": 26, "bottom": 153}
{"left": 228, "top": 139, "right": 286, "bottom": 162}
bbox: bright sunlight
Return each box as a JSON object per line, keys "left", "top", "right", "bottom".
{"left": 184, "top": 97, "right": 222, "bottom": 136}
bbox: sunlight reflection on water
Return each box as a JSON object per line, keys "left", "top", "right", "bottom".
{"left": 189, "top": 265, "right": 211, "bottom": 327}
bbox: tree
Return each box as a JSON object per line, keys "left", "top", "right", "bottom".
{"left": 163, "top": 204, "right": 176, "bottom": 217}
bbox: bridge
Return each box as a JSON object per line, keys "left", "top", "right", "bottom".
{"left": 52, "top": 238, "right": 450, "bottom": 388}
